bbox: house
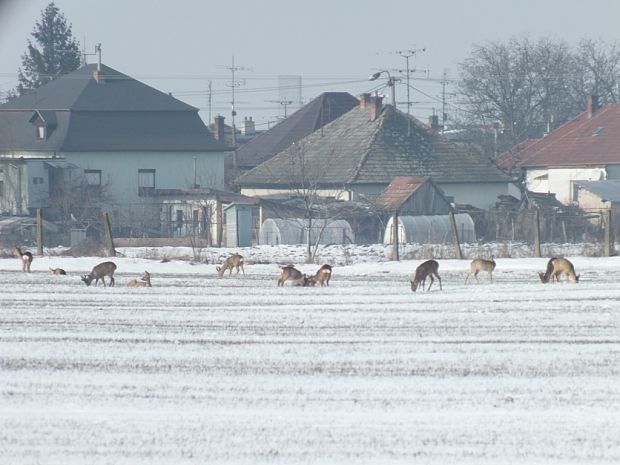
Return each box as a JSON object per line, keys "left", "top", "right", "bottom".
{"left": 498, "top": 97, "right": 620, "bottom": 206}
{"left": 233, "top": 92, "right": 359, "bottom": 177}
{"left": 0, "top": 63, "right": 229, "bottom": 240}
{"left": 237, "top": 94, "right": 518, "bottom": 210}
{"left": 573, "top": 180, "right": 620, "bottom": 230}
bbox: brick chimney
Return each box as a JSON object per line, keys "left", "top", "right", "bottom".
{"left": 587, "top": 95, "right": 600, "bottom": 118}
{"left": 213, "top": 115, "right": 225, "bottom": 141}
{"left": 242, "top": 116, "right": 255, "bottom": 135}
{"left": 428, "top": 114, "right": 440, "bottom": 131}
{"left": 359, "top": 93, "right": 372, "bottom": 109}
{"left": 369, "top": 95, "right": 383, "bottom": 121}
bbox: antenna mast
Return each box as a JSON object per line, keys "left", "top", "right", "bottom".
{"left": 226, "top": 56, "right": 247, "bottom": 148}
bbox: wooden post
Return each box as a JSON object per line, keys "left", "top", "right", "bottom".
{"left": 604, "top": 209, "right": 613, "bottom": 257}
{"left": 36, "top": 208, "right": 43, "bottom": 256}
{"left": 533, "top": 209, "right": 541, "bottom": 257}
{"left": 391, "top": 212, "right": 399, "bottom": 261}
{"left": 216, "top": 199, "right": 223, "bottom": 247}
{"left": 448, "top": 211, "right": 463, "bottom": 259}
{"left": 102, "top": 212, "right": 116, "bottom": 257}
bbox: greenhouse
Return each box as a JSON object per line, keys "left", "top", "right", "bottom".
{"left": 383, "top": 214, "right": 475, "bottom": 244}
{"left": 260, "top": 218, "right": 355, "bottom": 245}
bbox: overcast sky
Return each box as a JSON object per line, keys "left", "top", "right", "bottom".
{"left": 1, "top": 0, "right": 619, "bottom": 129}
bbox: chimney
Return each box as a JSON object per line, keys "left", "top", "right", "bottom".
{"left": 213, "top": 115, "right": 225, "bottom": 141}
{"left": 242, "top": 116, "right": 255, "bottom": 136}
{"left": 359, "top": 93, "right": 372, "bottom": 109}
{"left": 587, "top": 95, "right": 600, "bottom": 118}
{"left": 92, "top": 69, "right": 105, "bottom": 83}
{"left": 369, "top": 95, "right": 383, "bottom": 121}
{"left": 428, "top": 114, "right": 440, "bottom": 131}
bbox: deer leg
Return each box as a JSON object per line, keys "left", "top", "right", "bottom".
{"left": 436, "top": 272, "right": 442, "bottom": 290}
{"left": 488, "top": 271, "right": 493, "bottom": 283}
{"left": 427, "top": 275, "right": 434, "bottom": 291}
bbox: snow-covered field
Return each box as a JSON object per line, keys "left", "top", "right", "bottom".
{"left": 1, "top": 246, "right": 619, "bottom": 464}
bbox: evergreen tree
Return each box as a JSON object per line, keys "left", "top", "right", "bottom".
{"left": 16, "top": 2, "right": 81, "bottom": 95}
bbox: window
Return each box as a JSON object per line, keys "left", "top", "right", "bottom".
{"left": 32, "top": 177, "right": 44, "bottom": 185}
{"left": 0, "top": 180, "right": 4, "bottom": 197}
{"left": 36, "top": 125, "right": 46, "bottom": 139}
{"left": 138, "top": 169, "right": 156, "bottom": 196}
{"left": 84, "top": 169, "right": 102, "bottom": 186}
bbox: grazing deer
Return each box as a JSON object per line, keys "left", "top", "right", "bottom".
{"left": 411, "top": 259, "right": 442, "bottom": 292}
{"left": 305, "top": 264, "right": 332, "bottom": 287}
{"left": 538, "top": 257, "right": 579, "bottom": 283}
{"left": 15, "top": 247, "right": 33, "bottom": 273}
{"left": 465, "top": 257, "right": 496, "bottom": 284}
{"left": 128, "top": 270, "right": 152, "bottom": 287}
{"left": 278, "top": 265, "right": 307, "bottom": 287}
{"left": 49, "top": 267, "right": 67, "bottom": 276}
{"left": 81, "top": 261, "right": 117, "bottom": 287}
{"left": 216, "top": 254, "right": 245, "bottom": 277}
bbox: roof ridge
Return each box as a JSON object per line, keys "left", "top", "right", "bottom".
{"left": 348, "top": 106, "right": 385, "bottom": 183}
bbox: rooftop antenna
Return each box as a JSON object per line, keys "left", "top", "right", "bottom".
{"left": 266, "top": 99, "right": 293, "bottom": 119}
{"left": 95, "top": 43, "right": 102, "bottom": 71}
{"left": 225, "top": 56, "right": 249, "bottom": 148}
{"left": 396, "top": 48, "right": 425, "bottom": 117}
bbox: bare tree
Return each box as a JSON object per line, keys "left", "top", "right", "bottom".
{"left": 457, "top": 37, "right": 619, "bottom": 155}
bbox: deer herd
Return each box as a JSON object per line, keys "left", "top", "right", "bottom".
{"left": 10, "top": 246, "right": 581, "bottom": 291}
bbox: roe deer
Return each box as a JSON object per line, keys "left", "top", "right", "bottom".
{"left": 305, "top": 264, "right": 333, "bottom": 287}
{"left": 49, "top": 267, "right": 67, "bottom": 276}
{"left": 278, "top": 265, "right": 307, "bottom": 287}
{"left": 128, "top": 270, "right": 152, "bottom": 287}
{"left": 15, "top": 247, "right": 33, "bottom": 273}
{"left": 465, "top": 257, "right": 496, "bottom": 284}
{"left": 81, "top": 261, "right": 117, "bottom": 287}
{"left": 411, "top": 259, "right": 442, "bottom": 292}
{"left": 538, "top": 257, "right": 579, "bottom": 283}
{"left": 216, "top": 254, "right": 245, "bottom": 277}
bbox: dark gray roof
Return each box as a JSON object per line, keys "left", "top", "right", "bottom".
{"left": 237, "top": 104, "right": 510, "bottom": 188}
{"left": 576, "top": 180, "right": 620, "bottom": 202}
{"left": 0, "top": 63, "right": 228, "bottom": 152}
{"left": 235, "top": 92, "right": 359, "bottom": 169}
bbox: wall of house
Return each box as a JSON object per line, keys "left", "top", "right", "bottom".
{"left": 60, "top": 151, "right": 225, "bottom": 205}
{"left": 25, "top": 160, "right": 49, "bottom": 210}
{"left": 606, "top": 165, "right": 620, "bottom": 179}
{"left": 437, "top": 182, "right": 521, "bottom": 210}
{"left": 525, "top": 167, "right": 606, "bottom": 205}
{"left": 577, "top": 188, "right": 609, "bottom": 211}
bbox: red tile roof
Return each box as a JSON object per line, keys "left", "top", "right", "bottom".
{"left": 499, "top": 102, "right": 620, "bottom": 169}
{"left": 374, "top": 176, "right": 430, "bottom": 212}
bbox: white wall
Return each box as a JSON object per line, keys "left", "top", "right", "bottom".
{"left": 526, "top": 167, "right": 605, "bottom": 204}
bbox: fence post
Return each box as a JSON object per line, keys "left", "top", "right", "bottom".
{"left": 102, "top": 212, "right": 116, "bottom": 257}
{"left": 533, "top": 209, "right": 541, "bottom": 257}
{"left": 604, "top": 209, "right": 613, "bottom": 257}
{"left": 391, "top": 212, "right": 400, "bottom": 261}
{"left": 36, "top": 208, "right": 43, "bottom": 256}
{"left": 448, "top": 211, "right": 463, "bottom": 259}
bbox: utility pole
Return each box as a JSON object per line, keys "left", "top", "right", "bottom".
{"left": 225, "top": 56, "right": 247, "bottom": 148}
{"left": 441, "top": 70, "right": 447, "bottom": 134}
{"left": 396, "top": 48, "right": 425, "bottom": 117}
{"left": 207, "top": 80, "right": 212, "bottom": 125}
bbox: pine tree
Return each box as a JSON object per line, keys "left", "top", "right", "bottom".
{"left": 16, "top": 2, "right": 81, "bottom": 95}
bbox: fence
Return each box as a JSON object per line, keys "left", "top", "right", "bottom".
{"left": 0, "top": 206, "right": 616, "bottom": 258}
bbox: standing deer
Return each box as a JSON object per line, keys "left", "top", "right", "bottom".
{"left": 15, "top": 247, "right": 33, "bottom": 273}
{"left": 277, "top": 265, "right": 307, "bottom": 287}
{"left": 411, "top": 259, "right": 442, "bottom": 292}
{"left": 81, "top": 261, "right": 117, "bottom": 287}
{"left": 49, "top": 267, "right": 67, "bottom": 276}
{"left": 305, "top": 264, "right": 333, "bottom": 287}
{"left": 465, "top": 257, "right": 496, "bottom": 284}
{"left": 216, "top": 254, "right": 245, "bottom": 277}
{"left": 128, "top": 270, "right": 152, "bottom": 287}
{"left": 538, "top": 257, "right": 579, "bottom": 283}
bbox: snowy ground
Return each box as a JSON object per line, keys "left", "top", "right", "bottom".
{"left": 1, "top": 245, "right": 619, "bottom": 464}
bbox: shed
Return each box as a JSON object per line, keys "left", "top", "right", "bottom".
{"left": 383, "top": 214, "right": 475, "bottom": 244}
{"left": 260, "top": 218, "right": 354, "bottom": 245}
{"left": 225, "top": 202, "right": 255, "bottom": 247}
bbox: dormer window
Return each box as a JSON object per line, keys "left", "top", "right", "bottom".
{"left": 36, "top": 125, "right": 46, "bottom": 140}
